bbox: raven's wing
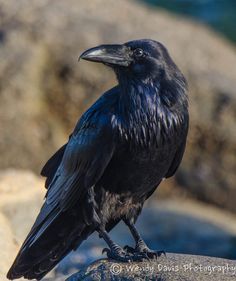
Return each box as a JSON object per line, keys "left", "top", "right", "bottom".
{"left": 165, "top": 139, "right": 186, "bottom": 178}
{"left": 25, "top": 112, "right": 115, "bottom": 246}
{"left": 41, "top": 87, "right": 119, "bottom": 190}
{"left": 41, "top": 142, "right": 68, "bottom": 189}
{"left": 31, "top": 88, "right": 118, "bottom": 238}
{"left": 165, "top": 120, "right": 188, "bottom": 178}
{"left": 7, "top": 94, "right": 117, "bottom": 279}
{"left": 46, "top": 116, "right": 115, "bottom": 211}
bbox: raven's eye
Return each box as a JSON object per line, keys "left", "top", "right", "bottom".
{"left": 133, "top": 48, "right": 144, "bottom": 58}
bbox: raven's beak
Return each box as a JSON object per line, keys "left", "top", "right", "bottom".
{"left": 79, "top": 44, "right": 132, "bottom": 67}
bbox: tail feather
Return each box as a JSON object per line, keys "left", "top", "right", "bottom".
{"left": 7, "top": 207, "right": 93, "bottom": 280}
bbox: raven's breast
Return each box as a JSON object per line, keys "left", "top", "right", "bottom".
{"left": 94, "top": 143, "right": 177, "bottom": 226}
{"left": 97, "top": 141, "right": 177, "bottom": 197}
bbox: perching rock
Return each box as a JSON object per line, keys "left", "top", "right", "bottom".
{"left": 0, "top": 1, "right": 236, "bottom": 210}
{"left": 66, "top": 254, "right": 236, "bottom": 281}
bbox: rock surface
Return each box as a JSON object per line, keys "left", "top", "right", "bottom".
{"left": 0, "top": 169, "right": 45, "bottom": 243}
{"left": 0, "top": 212, "right": 18, "bottom": 281}
{"left": 0, "top": 170, "right": 44, "bottom": 281}
{"left": 0, "top": 0, "right": 236, "bottom": 211}
{"left": 66, "top": 254, "right": 236, "bottom": 281}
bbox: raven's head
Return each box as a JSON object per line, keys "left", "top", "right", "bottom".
{"left": 80, "top": 39, "right": 184, "bottom": 83}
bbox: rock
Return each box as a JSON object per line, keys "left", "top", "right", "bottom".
{"left": 0, "top": 169, "right": 44, "bottom": 244}
{"left": 0, "top": 170, "right": 45, "bottom": 280}
{"left": 66, "top": 254, "right": 236, "bottom": 281}
{"left": 0, "top": 212, "right": 18, "bottom": 281}
{"left": 0, "top": 0, "right": 235, "bottom": 211}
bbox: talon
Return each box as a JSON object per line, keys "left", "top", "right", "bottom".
{"left": 146, "top": 251, "right": 157, "bottom": 259}
{"left": 134, "top": 245, "right": 166, "bottom": 260}
{"left": 157, "top": 250, "right": 166, "bottom": 257}
{"left": 101, "top": 244, "right": 133, "bottom": 262}
{"left": 102, "top": 248, "right": 110, "bottom": 255}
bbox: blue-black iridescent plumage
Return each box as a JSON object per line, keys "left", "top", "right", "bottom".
{"left": 7, "top": 39, "right": 188, "bottom": 280}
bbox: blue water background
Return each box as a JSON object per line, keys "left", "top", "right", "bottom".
{"left": 141, "top": 0, "right": 236, "bottom": 43}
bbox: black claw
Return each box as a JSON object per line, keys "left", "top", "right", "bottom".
{"left": 146, "top": 251, "right": 157, "bottom": 259}
{"left": 143, "top": 249, "right": 166, "bottom": 259}
{"left": 134, "top": 244, "right": 166, "bottom": 260}
{"left": 102, "top": 245, "right": 133, "bottom": 262}
{"left": 102, "top": 247, "right": 110, "bottom": 255}
{"left": 102, "top": 242, "right": 165, "bottom": 262}
{"left": 157, "top": 250, "right": 166, "bottom": 257}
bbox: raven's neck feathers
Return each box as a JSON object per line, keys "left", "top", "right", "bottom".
{"left": 112, "top": 74, "right": 188, "bottom": 147}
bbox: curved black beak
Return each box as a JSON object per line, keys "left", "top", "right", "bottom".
{"left": 79, "top": 44, "right": 132, "bottom": 67}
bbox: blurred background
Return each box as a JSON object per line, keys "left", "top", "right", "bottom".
{"left": 0, "top": 0, "right": 235, "bottom": 280}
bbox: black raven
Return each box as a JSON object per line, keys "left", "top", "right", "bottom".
{"left": 7, "top": 39, "right": 188, "bottom": 280}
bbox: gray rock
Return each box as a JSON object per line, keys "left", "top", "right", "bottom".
{"left": 0, "top": 212, "right": 18, "bottom": 281}
{"left": 0, "top": 170, "right": 44, "bottom": 244}
{"left": 0, "top": 170, "right": 45, "bottom": 280}
{"left": 66, "top": 254, "right": 236, "bottom": 281}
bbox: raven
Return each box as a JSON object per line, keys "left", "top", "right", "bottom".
{"left": 7, "top": 39, "right": 188, "bottom": 280}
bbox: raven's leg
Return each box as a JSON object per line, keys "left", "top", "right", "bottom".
{"left": 123, "top": 220, "right": 165, "bottom": 259}
{"left": 98, "top": 228, "right": 147, "bottom": 262}
{"left": 97, "top": 228, "right": 132, "bottom": 262}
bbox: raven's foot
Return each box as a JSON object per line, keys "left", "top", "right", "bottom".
{"left": 102, "top": 245, "right": 148, "bottom": 262}
{"left": 99, "top": 229, "right": 132, "bottom": 262}
{"left": 140, "top": 248, "right": 166, "bottom": 259}
{"left": 102, "top": 245, "right": 132, "bottom": 262}
{"left": 98, "top": 228, "right": 153, "bottom": 262}
{"left": 123, "top": 220, "right": 166, "bottom": 260}
{"left": 124, "top": 242, "right": 166, "bottom": 259}
{"left": 123, "top": 245, "right": 151, "bottom": 261}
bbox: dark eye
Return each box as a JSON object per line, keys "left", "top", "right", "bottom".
{"left": 133, "top": 48, "right": 144, "bottom": 57}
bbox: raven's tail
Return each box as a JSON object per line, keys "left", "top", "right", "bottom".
{"left": 7, "top": 206, "right": 93, "bottom": 280}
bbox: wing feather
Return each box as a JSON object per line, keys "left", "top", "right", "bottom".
{"left": 45, "top": 114, "right": 115, "bottom": 211}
